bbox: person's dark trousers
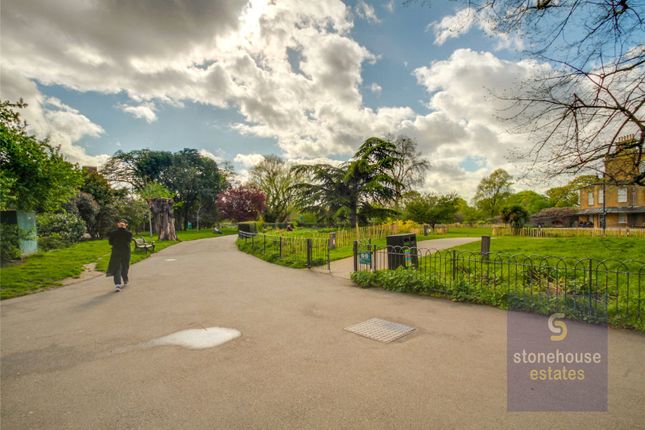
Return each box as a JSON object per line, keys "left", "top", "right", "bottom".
{"left": 113, "top": 253, "right": 130, "bottom": 285}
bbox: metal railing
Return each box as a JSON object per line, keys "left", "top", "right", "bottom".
{"left": 238, "top": 231, "right": 330, "bottom": 269}
{"left": 353, "top": 242, "right": 644, "bottom": 330}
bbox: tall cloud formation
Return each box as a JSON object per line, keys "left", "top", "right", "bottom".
{"left": 2, "top": 0, "right": 548, "bottom": 198}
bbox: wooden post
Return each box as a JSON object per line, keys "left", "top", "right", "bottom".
{"left": 481, "top": 236, "right": 490, "bottom": 263}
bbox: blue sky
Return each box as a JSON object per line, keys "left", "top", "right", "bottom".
{"left": 1, "top": 0, "right": 543, "bottom": 198}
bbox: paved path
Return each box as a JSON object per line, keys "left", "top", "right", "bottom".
{"left": 1, "top": 236, "right": 644, "bottom": 429}
{"left": 317, "top": 237, "right": 481, "bottom": 279}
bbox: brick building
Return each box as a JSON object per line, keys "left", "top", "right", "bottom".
{"left": 577, "top": 135, "right": 645, "bottom": 228}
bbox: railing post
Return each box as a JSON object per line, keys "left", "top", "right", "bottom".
{"left": 306, "top": 238, "right": 312, "bottom": 269}
{"left": 353, "top": 240, "right": 358, "bottom": 272}
{"left": 279, "top": 236, "right": 283, "bottom": 258}
{"left": 588, "top": 258, "right": 593, "bottom": 316}
{"left": 327, "top": 240, "right": 331, "bottom": 271}
{"left": 451, "top": 250, "right": 457, "bottom": 282}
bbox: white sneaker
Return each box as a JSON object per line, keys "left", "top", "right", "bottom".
{"left": 114, "top": 284, "right": 122, "bottom": 292}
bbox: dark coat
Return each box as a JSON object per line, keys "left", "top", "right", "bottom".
{"left": 106, "top": 228, "right": 133, "bottom": 276}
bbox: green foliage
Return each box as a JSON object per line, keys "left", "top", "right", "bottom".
{"left": 404, "top": 192, "right": 460, "bottom": 227}
{"left": 37, "top": 233, "right": 72, "bottom": 251}
{"left": 249, "top": 155, "right": 303, "bottom": 222}
{"left": 473, "top": 169, "right": 513, "bottom": 218}
{"left": 505, "top": 190, "right": 550, "bottom": 214}
{"left": 138, "top": 182, "right": 173, "bottom": 200}
{"left": 118, "top": 196, "right": 149, "bottom": 231}
{"left": 293, "top": 137, "right": 403, "bottom": 227}
{"left": 0, "top": 223, "right": 20, "bottom": 264}
{"left": 0, "top": 100, "right": 83, "bottom": 212}
{"left": 37, "top": 212, "right": 86, "bottom": 244}
{"left": 103, "top": 148, "right": 226, "bottom": 230}
{"left": 500, "top": 204, "right": 530, "bottom": 232}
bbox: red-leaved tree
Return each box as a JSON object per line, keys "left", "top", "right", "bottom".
{"left": 216, "top": 186, "right": 266, "bottom": 222}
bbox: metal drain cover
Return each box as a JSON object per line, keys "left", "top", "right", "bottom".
{"left": 344, "top": 318, "right": 415, "bottom": 343}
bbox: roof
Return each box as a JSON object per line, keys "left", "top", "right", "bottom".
{"left": 576, "top": 206, "right": 645, "bottom": 215}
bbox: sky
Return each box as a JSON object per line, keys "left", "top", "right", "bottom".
{"left": 1, "top": 0, "right": 557, "bottom": 200}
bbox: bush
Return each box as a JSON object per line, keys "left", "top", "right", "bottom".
{"left": 38, "top": 233, "right": 71, "bottom": 251}
{"left": 37, "top": 212, "right": 86, "bottom": 243}
{"left": 0, "top": 223, "right": 20, "bottom": 264}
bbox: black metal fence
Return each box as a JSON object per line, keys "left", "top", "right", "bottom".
{"left": 353, "top": 242, "right": 644, "bottom": 330}
{"left": 238, "top": 231, "right": 330, "bottom": 269}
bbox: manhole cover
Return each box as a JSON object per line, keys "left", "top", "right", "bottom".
{"left": 344, "top": 318, "right": 415, "bottom": 343}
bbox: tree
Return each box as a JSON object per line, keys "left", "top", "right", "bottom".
{"left": 0, "top": 100, "right": 83, "bottom": 212}
{"left": 164, "top": 149, "right": 224, "bottom": 230}
{"left": 384, "top": 135, "right": 430, "bottom": 209}
{"left": 405, "top": 193, "right": 460, "bottom": 229}
{"left": 293, "top": 137, "right": 403, "bottom": 231}
{"left": 216, "top": 186, "right": 266, "bottom": 222}
{"left": 80, "top": 169, "right": 120, "bottom": 237}
{"left": 66, "top": 192, "right": 100, "bottom": 237}
{"left": 455, "top": 197, "right": 485, "bottom": 224}
{"left": 500, "top": 204, "right": 529, "bottom": 234}
{"left": 463, "top": 0, "right": 644, "bottom": 185}
{"left": 473, "top": 169, "right": 513, "bottom": 218}
{"left": 545, "top": 185, "right": 579, "bottom": 208}
{"left": 101, "top": 149, "right": 173, "bottom": 191}
{"left": 103, "top": 148, "right": 226, "bottom": 230}
{"left": 249, "top": 155, "right": 303, "bottom": 222}
{"left": 151, "top": 198, "right": 177, "bottom": 240}
{"left": 138, "top": 182, "right": 174, "bottom": 235}
{"left": 504, "top": 190, "right": 550, "bottom": 214}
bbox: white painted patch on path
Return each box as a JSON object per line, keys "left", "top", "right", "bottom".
{"left": 148, "top": 327, "right": 241, "bottom": 349}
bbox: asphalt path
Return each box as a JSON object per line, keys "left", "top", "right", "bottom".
{"left": 1, "top": 235, "right": 644, "bottom": 429}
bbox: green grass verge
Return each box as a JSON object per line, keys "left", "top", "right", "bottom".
{"left": 0, "top": 228, "right": 237, "bottom": 300}
{"left": 452, "top": 236, "right": 645, "bottom": 263}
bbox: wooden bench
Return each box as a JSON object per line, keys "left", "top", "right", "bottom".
{"left": 133, "top": 237, "right": 155, "bottom": 254}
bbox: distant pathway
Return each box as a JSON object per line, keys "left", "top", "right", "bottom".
{"left": 316, "top": 237, "right": 481, "bottom": 279}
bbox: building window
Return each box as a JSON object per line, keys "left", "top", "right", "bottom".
{"left": 588, "top": 191, "right": 594, "bottom": 206}
{"left": 598, "top": 189, "right": 604, "bottom": 204}
{"left": 617, "top": 187, "right": 627, "bottom": 203}
{"left": 618, "top": 213, "right": 627, "bottom": 224}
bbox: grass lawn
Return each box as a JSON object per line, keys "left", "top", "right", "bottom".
{"left": 0, "top": 228, "right": 237, "bottom": 300}
{"left": 452, "top": 236, "right": 645, "bottom": 263}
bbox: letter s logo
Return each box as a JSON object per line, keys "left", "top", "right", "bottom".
{"left": 548, "top": 313, "right": 567, "bottom": 341}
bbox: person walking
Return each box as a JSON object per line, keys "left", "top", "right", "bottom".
{"left": 106, "top": 219, "right": 133, "bottom": 292}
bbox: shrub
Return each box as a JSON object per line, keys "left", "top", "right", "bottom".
{"left": 0, "top": 223, "right": 20, "bottom": 264}
{"left": 37, "top": 212, "right": 86, "bottom": 243}
{"left": 38, "top": 233, "right": 71, "bottom": 251}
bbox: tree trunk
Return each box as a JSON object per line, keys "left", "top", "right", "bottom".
{"left": 151, "top": 198, "right": 177, "bottom": 241}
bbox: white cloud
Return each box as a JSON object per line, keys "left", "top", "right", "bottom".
{"left": 198, "top": 148, "right": 225, "bottom": 163}
{"left": 369, "top": 82, "right": 382, "bottom": 94}
{"left": 117, "top": 102, "right": 157, "bottom": 123}
{"left": 234, "top": 153, "right": 265, "bottom": 168}
{"left": 384, "top": 0, "right": 395, "bottom": 13}
{"left": 1, "top": 67, "right": 108, "bottom": 166}
{"left": 355, "top": 0, "right": 380, "bottom": 24}
{"left": 428, "top": 8, "right": 477, "bottom": 46}
{"left": 429, "top": 8, "right": 523, "bottom": 51}
{"left": 1, "top": 1, "right": 550, "bottom": 199}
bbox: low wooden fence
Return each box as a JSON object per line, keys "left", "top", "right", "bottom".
{"left": 493, "top": 226, "right": 645, "bottom": 238}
